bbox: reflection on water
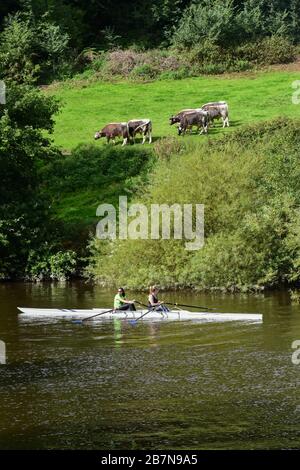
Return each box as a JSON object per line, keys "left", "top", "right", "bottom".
{"left": 0, "top": 281, "right": 300, "bottom": 449}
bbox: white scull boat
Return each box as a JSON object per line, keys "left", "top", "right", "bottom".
{"left": 17, "top": 307, "right": 262, "bottom": 322}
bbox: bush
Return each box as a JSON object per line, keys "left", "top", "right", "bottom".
{"left": 0, "top": 82, "right": 62, "bottom": 279}
{"left": 198, "top": 63, "right": 228, "bottom": 74}
{"left": 172, "top": 0, "right": 235, "bottom": 49}
{"left": 186, "top": 41, "right": 224, "bottom": 65}
{"left": 153, "top": 137, "right": 186, "bottom": 160}
{"left": 26, "top": 248, "right": 77, "bottom": 281}
{"left": 237, "top": 36, "right": 296, "bottom": 65}
{"left": 256, "top": 36, "right": 296, "bottom": 64}
{"left": 290, "top": 289, "right": 300, "bottom": 304}
{"left": 130, "top": 63, "right": 158, "bottom": 80}
{"left": 103, "top": 49, "right": 140, "bottom": 76}
{"left": 0, "top": 10, "right": 70, "bottom": 84}
{"left": 159, "top": 67, "right": 191, "bottom": 80}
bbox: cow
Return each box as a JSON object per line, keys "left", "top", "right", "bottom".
{"left": 127, "top": 119, "right": 152, "bottom": 144}
{"left": 94, "top": 122, "right": 129, "bottom": 146}
{"left": 178, "top": 110, "right": 208, "bottom": 136}
{"left": 169, "top": 109, "right": 202, "bottom": 126}
{"left": 201, "top": 101, "right": 229, "bottom": 127}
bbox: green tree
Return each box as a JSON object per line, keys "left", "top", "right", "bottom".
{"left": 0, "top": 82, "right": 63, "bottom": 279}
{"left": 0, "top": 8, "right": 70, "bottom": 84}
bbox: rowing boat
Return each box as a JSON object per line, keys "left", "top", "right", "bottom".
{"left": 17, "top": 307, "right": 262, "bottom": 322}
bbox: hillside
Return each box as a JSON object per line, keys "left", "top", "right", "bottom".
{"left": 42, "top": 70, "right": 300, "bottom": 242}
{"left": 47, "top": 71, "right": 300, "bottom": 151}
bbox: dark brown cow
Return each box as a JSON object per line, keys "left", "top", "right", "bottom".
{"left": 127, "top": 119, "right": 152, "bottom": 144}
{"left": 169, "top": 109, "right": 201, "bottom": 126}
{"left": 178, "top": 110, "right": 208, "bottom": 136}
{"left": 94, "top": 122, "right": 129, "bottom": 146}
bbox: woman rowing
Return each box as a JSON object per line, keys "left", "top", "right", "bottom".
{"left": 148, "top": 285, "right": 169, "bottom": 312}
{"left": 114, "top": 287, "right": 136, "bottom": 311}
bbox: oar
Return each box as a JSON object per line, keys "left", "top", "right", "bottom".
{"left": 72, "top": 308, "right": 115, "bottom": 324}
{"left": 129, "top": 306, "right": 155, "bottom": 325}
{"left": 136, "top": 300, "right": 150, "bottom": 308}
{"left": 165, "top": 302, "right": 217, "bottom": 310}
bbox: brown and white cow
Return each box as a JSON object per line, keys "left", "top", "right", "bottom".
{"left": 127, "top": 119, "right": 152, "bottom": 144}
{"left": 94, "top": 122, "right": 129, "bottom": 146}
{"left": 201, "top": 101, "right": 229, "bottom": 127}
{"left": 178, "top": 110, "right": 208, "bottom": 136}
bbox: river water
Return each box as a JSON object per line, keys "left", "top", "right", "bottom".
{"left": 0, "top": 281, "right": 300, "bottom": 450}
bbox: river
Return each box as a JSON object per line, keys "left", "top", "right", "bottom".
{"left": 0, "top": 281, "right": 300, "bottom": 449}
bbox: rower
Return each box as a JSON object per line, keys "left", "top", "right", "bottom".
{"left": 148, "top": 286, "right": 169, "bottom": 312}
{"left": 114, "top": 287, "right": 136, "bottom": 311}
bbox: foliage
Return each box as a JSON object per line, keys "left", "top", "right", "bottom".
{"left": 1, "top": 1, "right": 300, "bottom": 83}
{"left": 289, "top": 288, "right": 300, "bottom": 303}
{"left": 87, "top": 118, "right": 300, "bottom": 291}
{"left": 236, "top": 36, "right": 296, "bottom": 65}
{"left": 0, "top": 81, "right": 75, "bottom": 280}
{"left": 26, "top": 247, "right": 77, "bottom": 281}
{"left": 172, "top": 0, "right": 236, "bottom": 48}
{"left": 40, "top": 143, "right": 155, "bottom": 227}
{"left": 172, "top": 0, "right": 300, "bottom": 48}
{"left": 0, "top": 9, "right": 70, "bottom": 84}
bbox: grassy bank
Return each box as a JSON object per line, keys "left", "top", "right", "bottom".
{"left": 48, "top": 71, "right": 300, "bottom": 151}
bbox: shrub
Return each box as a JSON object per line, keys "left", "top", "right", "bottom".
{"left": 172, "top": 0, "right": 236, "bottom": 49}
{"left": 237, "top": 36, "right": 296, "bottom": 65}
{"left": 159, "top": 67, "right": 191, "bottom": 80}
{"left": 290, "top": 289, "right": 300, "bottom": 304}
{"left": 103, "top": 49, "right": 140, "bottom": 76}
{"left": 256, "top": 36, "right": 296, "bottom": 64}
{"left": 0, "top": 10, "right": 70, "bottom": 84}
{"left": 0, "top": 12, "right": 39, "bottom": 84}
{"left": 26, "top": 248, "right": 77, "bottom": 281}
{"left": 153, "top": 137, "right": 186, "bottom": 160}
{"left": 198, "top": 63, "right": 228, "bottom": 74}
{"left": 130, "top": 63, "right": 158, "bottom": 80}
{"left": 186, "top": 41, "right": 224, "bottom": 65}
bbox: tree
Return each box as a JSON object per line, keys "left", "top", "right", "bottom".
{"left": 0, "top": 82, "right": 61, "bottom": 278}
{"left": 0, "top": 8, "right": 70, "bottom": 84}
{"left": 172, "top": 0, "right": 236, "bottom": 48}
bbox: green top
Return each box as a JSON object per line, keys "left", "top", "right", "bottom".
{"left": 114, "top": 293, "right": 126, "bottom": 309}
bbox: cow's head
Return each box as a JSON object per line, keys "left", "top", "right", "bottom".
{"left": 169, "top": 116, "right": 179, "bottom": 125}
{"left": 94, "top": 131, "right": 101, "bottom": 140}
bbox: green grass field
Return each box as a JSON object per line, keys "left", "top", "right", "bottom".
{"left": 44, "top": 70, "right": 300, "bottom": 233}
{"left": 48, "top": 71, "right": 300, "bottom": 150}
